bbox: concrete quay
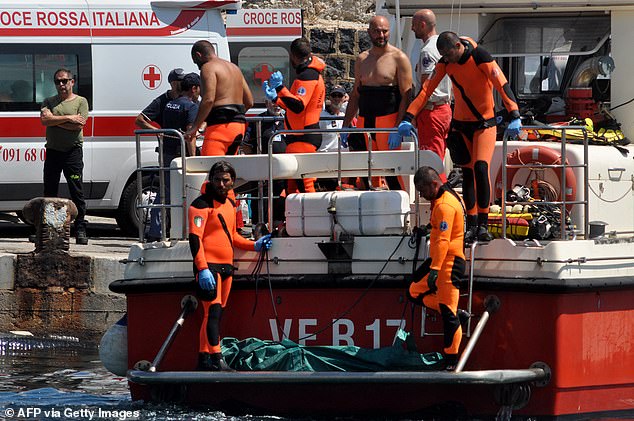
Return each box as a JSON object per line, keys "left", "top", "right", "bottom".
{"left": 0, "top": 214, "right": 135, "bottom": 341}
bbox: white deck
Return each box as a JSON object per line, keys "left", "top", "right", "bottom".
{"left": 122, "top": 141, "right": 634, "bottom": 286}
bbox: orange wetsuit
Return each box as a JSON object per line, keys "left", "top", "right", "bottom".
{"left": 409, "top": 185, "right": 466, "bottom": 358}
{"left": 356, "top": 85, "right": 403, "bottom": 190}
{"left": 405, "top": 37, "right": 519, "bottom": 227}
{"left": 274, "top": 56, "right": 325, "bottom": 193}
{"left": 189, "top": 182, "right": 255, "bottom": 354}
{"left": 201, "top": 104, "right": 247, "bottom": 229}
{"left": 201, "top": 104, "right": 247, "bottom": 156}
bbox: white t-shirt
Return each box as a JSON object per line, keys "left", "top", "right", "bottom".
{"left": 318, "top": 109, "right": 347, "bottom": 152}
{"left": 415, "top": 34, "right": 451, "bottom": 103}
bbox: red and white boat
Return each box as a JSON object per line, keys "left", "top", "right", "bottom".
{"left": 104, "top": 1, "right": 634, "bottom": 416}
{"left": 106, "top": 123, "right": 634, "bottom": 418}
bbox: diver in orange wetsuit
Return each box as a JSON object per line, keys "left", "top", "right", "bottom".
{"left": 408, "top": 166, "right": 469, "bottom": 370}
{"left": 398, "top": 32, "right": 522, "bottom": 243}
{"left": 186, "top": 40, "right": 255, "bottom": 230}
{"left": 263, "top": 37, "right": 325, "bottom": 193}
{"left": 189, "top": 161, "right": 272, "bottom": 371}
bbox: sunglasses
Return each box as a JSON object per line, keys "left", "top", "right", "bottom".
{"left": 54, "top": 78, "right": 72, "bottom": 85}
{"left": 330, "top": 93, "right": 344, "bottom": 98}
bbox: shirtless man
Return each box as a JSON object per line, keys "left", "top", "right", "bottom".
{"left": 186, "top": 40, "right": 254, "bottom": 156}
{"left": 342, "top": 15, "right": 413, "bottom": 190}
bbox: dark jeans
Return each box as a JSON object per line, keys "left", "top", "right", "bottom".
{"left": 147, "top": 152, "right": 177, "bottom": 239}
{"left": 43, "top": 146, "right": 86, "bottom": 229}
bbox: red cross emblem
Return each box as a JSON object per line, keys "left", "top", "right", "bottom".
{"left": 142, "top": 65, "right": 162, "bottom": 90}
{"left": 253, "top": 63, "right": 274, "bottom": 85}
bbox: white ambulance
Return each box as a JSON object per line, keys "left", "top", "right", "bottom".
{"left": 0, "top": 0, "right": 238, "bottom": 234}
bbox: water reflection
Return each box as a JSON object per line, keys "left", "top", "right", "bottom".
{"left": 0, "top": 335, "right": 293, "bottom": 420}
{"left": 0, "top": 334, "right": 129, "bottom": 397}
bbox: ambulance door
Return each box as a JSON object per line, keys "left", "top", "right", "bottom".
{"left": 230, "top": 43, "right": 292, "bottom": 110}
{"left": 89, "top": 41, "right": 200, "bottom": 210}
{"left": 0, "top": 43, "right": 93, "bottom": 213}
{"left": 226, "top": 9, "right": 303, "bottom": 112}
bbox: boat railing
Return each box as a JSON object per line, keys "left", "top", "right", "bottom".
{"left": 133, "top": 129, "right": 189, "bottom": 242}
{"left": 500, "top": 125, "right": 589, "bottom": 240}
{"left": 265, "top": 126, "right": 420, "bottom": 231}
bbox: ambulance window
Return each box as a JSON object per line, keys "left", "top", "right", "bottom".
{"left": 236, "top": 46, "right": 290, "bottom": 105}
{"left": 0, "top": 55, "right": 34, "bottom": 104}
{"left": 34, "top": 55, "right": 79, "bottom": 103}
{"left": 0, "top": 45, "right": 91, "bottom": 112}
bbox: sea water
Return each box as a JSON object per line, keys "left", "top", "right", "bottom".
{"left": 0, "top": 335, "right": 290, "bottom": 421}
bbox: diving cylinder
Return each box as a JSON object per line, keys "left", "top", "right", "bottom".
{"left": 99, "top": 314, "right": 128, "bottom": 377}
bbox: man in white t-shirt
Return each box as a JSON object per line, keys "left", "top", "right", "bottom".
{"left": 318, "top": 85, "right": 347, "bottom": 152}
{"left": 412, "top": 9, "right": 452, "bottom": 181}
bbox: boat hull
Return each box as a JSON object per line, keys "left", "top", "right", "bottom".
{"left": 117, "top": 276, "right": 634, "bottom": 417}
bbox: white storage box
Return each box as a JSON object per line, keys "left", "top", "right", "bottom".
{"left": 285, "top": 191, "right": 410, "bottom": 236}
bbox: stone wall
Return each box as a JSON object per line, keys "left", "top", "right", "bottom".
{"left": 243, "top": 1, "right": 374, "bottom": 93}
{"left": 306, "top": 25, "right": 370, "bottom": 92}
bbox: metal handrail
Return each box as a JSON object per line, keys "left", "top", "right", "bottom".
{"left": 134, "top": 128, "right": 189, "bottom": 242}
{"left": 267, "top": 127, "right": 420, "bottom": 232}
{"left": 500, "top": 125, "right": 589, "bottom": 240}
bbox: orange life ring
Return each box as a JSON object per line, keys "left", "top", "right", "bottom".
{"left": 494, "top": 146, "right": 576, "bottom": 211}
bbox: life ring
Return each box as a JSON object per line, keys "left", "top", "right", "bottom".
{"left": 494, "top": 146, "right": 576, "bottom": 211}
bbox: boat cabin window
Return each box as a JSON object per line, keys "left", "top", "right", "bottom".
{"left": 479, "top": 15, "right": 610, "bottom": 97}
{"left": 0, "top": 44, "right": 92, "bottom": 112}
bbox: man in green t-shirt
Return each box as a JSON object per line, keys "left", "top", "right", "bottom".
{"left": 40, "top": 68, "right": 90, "bottom": 245}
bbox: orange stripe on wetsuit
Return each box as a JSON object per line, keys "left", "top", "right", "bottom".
{"left": 409, "top": 186, "right": 466, "bottom": 355}
{"left": 405, "top": 38, "right": 519, "bottom": 216}
{"left": 275, "top": 55, "right": 325, "bottom": 149}
{"left": 188, "top": 183, "right": 255, "bottom": 353}
{"left": 356, "top": 85, "right": 403, "bottom": 190}
{"left": 201, "top": 104, "right": 247, "bottom": 156}
{"left": 275, "top": 55, "right": 325, "bottom": 192}
{"left": 407, "top": 37, "right": 518, "bottom": 123}
{"left": 357, "top": 85, "right": 401, "bottom": 151}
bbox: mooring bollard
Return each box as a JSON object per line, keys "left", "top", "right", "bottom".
{"left": 22, "top": 197, "right": 78, "bottom": 253}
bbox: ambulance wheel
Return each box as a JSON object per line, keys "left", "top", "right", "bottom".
{"left": 116, "top": 175, "right": 158, "bottom": 236}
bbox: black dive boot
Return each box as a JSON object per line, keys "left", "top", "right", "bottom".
{"left": 476, "top": 213, "right": 493, "bottom": 242}
{"left": 210, "top": 353, "right": 235, "bottom": 372}
{"left": 463, "top": 215, "right": 478, "bottom": 245}
{"left": 457, "top": 309, "right": 471, "bottom": 331}
{"left": 197, "top": 352, "right": 213, "bottom": 370}
{"left": 444, "top": 353, "right": 458, "bottom": 371}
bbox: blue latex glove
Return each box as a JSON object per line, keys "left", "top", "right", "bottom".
{"left": 427, "top": 269, "right": 438, "bottom": 293}
{"left": 397, "top": 120, "right": 414, "bottom": 137}
{"left": 262, "top": 81, "right": 277, "bottom": 102}
{"left": 504, "top": 117, "right": 522, "bottom": 139}
{"left": 268, "top": 71, "right": 283, "bottom": 89}
{"left": 388, "top": 132, "right": 402, "bottom": 150}
{"left": 254, "top": 234, "right": 272, "bottom": 251}
{"left": 198, "top": 268, "right": 216, "bottom": 291}
{"left": 340, "top": 132, "right": 349, "bottom": 148}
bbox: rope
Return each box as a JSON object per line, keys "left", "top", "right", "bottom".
{"left": 588, "top": 183, "right": 632, "bottom": 203}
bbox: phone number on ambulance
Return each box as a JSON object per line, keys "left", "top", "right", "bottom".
{"left": 0, "top": 146, "right": 46, "bottom": 162}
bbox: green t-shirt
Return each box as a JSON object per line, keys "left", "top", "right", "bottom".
{"left": 41, "top": 95, "right": 89, "bottom": 152}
